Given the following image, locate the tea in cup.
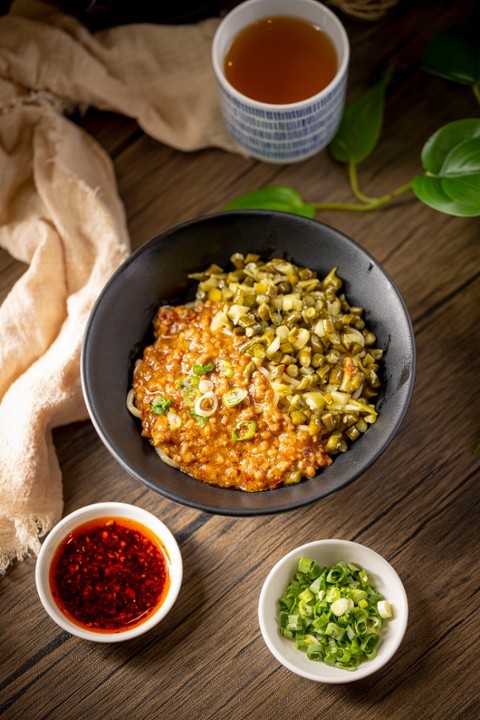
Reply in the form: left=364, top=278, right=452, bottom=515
left=212, top=0, right=350, bottom=163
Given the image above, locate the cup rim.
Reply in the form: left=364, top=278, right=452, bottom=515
left=211, top=0, right=350, bottom=112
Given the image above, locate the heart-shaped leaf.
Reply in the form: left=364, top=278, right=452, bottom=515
left=421, top=15, right=480, bottom=86
left=412, top=175, right=479, bottom=217
left=412, top=119, right=480, bottom=216
left=223, top=186, right=316, bottom=217
left=329, top=67, right=393, bottom=164
left=419, top=118, right=480, bottom=174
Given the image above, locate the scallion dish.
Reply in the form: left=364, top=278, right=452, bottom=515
left=278, top=557, right=393, bottom=669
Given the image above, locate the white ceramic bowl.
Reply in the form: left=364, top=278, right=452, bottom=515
left=258, top=539, right=408, bottom=682
left=35, top=502, right=182, bottom=642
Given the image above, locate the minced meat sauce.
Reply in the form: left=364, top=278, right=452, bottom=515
left=131, top=302, right=331, bottom=492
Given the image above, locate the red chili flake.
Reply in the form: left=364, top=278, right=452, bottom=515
left=49, top=517, right=170, bottom=633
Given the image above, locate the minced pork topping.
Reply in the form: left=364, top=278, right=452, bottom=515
left=130, top=302, right=331, bottom=492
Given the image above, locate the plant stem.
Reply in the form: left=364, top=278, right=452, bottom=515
left=348, top=161, right=378, bottom=203
left=473, top=83, right=480, bottom=106
left=312, top=179, right=414, bottom=213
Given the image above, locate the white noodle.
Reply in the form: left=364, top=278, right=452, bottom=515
left=155, top=447, right=180, bottom=468
left=126, top=388, right=142, bottom=419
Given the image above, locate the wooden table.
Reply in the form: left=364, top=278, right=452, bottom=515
left=1, top=0, right=479, bottom=718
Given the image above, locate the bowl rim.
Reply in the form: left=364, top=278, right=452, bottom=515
left=35, top=502, right=183, bottom=642
left=258, top=538, right=409, bottom=682
left=81, top=210, right=416, bottom=516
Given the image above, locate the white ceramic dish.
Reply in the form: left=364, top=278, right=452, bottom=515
left=258, top=539, right=408, bottom=682
left=35, top=502, right=182, bottom=642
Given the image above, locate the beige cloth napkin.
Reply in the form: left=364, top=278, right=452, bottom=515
left=0, top=0, right=236, bottom=574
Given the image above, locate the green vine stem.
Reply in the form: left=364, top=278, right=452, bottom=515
left=312, top=178, right=414, bottom=213
left=348, top=161, right=378, bottom=203
left=473, top=83, right=480, bottom=105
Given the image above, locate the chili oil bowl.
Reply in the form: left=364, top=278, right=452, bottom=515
left=35, top=502, right=183, bottom=642
left=81, top=211, right=416, bottom=516
left=258, top=539, right=408, bottom=682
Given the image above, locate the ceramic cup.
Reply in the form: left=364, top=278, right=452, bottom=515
left=211, top=0, right=350, bottom=164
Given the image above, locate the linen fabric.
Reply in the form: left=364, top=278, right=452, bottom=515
left=0, top=0, right=235, bottom=573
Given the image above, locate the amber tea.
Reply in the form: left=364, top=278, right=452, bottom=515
left=212, top=0, right=349, bottom=162
left=224, top=15, right=338, bottom=105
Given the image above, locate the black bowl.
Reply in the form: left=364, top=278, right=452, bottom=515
left=81, top=211, right=416, bottom=515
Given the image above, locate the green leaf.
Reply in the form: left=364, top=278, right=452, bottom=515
left=412, top=119, right=480, bottom=216
left=412, top=176, right=479, bottom=217
left=442, top=173, right=480, bottom=210
left=421, top=15, right=480, bottom=86
left=223, top=186, right=315, bottom=218
left=420, top=119, right=480, bottom=174
left=439, top=137, right=480, bottom=177
left=440, top=138, right=480, bottom=208
left=329, top=67, right=393, bottom=164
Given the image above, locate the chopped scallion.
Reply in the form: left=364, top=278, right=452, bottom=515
left=222, top=387, right=248, bottom=407
left=194, top=391, right=218, bottom=417
left=151, top=396, right=173, bottom=415
left=166, top=410, right=182, bottom=429
left=278, top=558, right=393, bottom=670
left=377, top=600, right=393, bottom=619
left=183, top=387, right=200, bottom=408
left=190, top=411, right=209, bottom=427
left=180, top=375, right=199, bottom=389
left=192, top=362, right=215, bottom=376
left=298, top=557, right=321, bottom=576
left=198, top=379, right=214, bottom=394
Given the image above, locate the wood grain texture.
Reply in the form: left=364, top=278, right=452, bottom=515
left=1, top=0, right=479, bottom=718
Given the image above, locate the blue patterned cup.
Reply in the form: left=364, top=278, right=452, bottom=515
left=212, top=0, right=349, bottom=164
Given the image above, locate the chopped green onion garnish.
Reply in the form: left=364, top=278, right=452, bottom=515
left=277, top=558, right=393, bottom=670
left=151, top=396, right=173, bottom=415
left=298, top=557, right=321, bottom=576
left=192, top=362, right=215, bottom=376
left=232, top=420, right=256, bottom=441
left=330, top=597, right=353, bottom=616
left=377, top=600, right=393, bottom=619
left=190, top=410, right=209, bottom=427
left=222, top=387, right=248, bottom=407
left=198, top=379, right=214, bottom=394
left=183, top=387, right=200, bottom=408
left=180, top=375, right=199, bottom=389
left=167, top=410, right=182, bottom=429
left=194, top=391, right=218, bottom=417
